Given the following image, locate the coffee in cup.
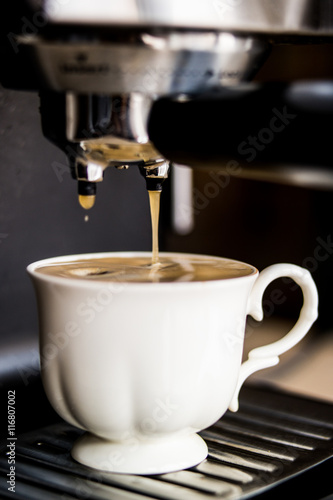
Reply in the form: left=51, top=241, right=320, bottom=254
left=35, top=254, right=255, bottom=283
left=27, top=251, right=318, bottom=475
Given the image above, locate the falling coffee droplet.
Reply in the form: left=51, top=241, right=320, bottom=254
left=78, top=194, right=96, bottom=210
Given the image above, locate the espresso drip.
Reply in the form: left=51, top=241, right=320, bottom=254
left=148, top=190, right=161, bottom=265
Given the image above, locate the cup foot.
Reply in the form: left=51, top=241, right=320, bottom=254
left=71, top=432, right=208, bottom=474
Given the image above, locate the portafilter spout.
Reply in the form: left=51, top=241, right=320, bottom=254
left=35, top=31, right=270, bottom=208
left=64, top=92, right=170, bottom=206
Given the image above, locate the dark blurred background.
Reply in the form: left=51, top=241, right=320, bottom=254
left=161, top=43, right=333, bottom=330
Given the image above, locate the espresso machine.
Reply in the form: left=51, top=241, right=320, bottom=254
left=1, top=1, right=333, bottom=498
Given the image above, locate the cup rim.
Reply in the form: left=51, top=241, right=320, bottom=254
left=26, top=251, right=258, bottom=288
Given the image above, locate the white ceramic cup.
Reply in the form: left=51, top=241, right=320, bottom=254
left=27, top=252, right=318, bottom=475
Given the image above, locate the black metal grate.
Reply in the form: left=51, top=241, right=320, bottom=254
left=1, top=385, right=332, bottom=499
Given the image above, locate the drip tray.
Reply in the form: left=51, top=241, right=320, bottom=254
left=1, top=385, right=332, bottom=499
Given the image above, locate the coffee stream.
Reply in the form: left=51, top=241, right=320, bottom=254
left=148, top=190, right=161, bottom=266
left=36, top=187, right=255, bottom=282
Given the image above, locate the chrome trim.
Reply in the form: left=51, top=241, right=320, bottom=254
left=33, top=0, right=333, bottom=36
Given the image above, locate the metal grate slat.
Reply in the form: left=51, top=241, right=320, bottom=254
left=1, top=385, right=332, bottom=499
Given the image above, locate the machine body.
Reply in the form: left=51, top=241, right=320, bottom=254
left=2, top=0, right=333, bottom=203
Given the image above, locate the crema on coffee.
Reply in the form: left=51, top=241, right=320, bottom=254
left=35, top=255, right=255, bottom=283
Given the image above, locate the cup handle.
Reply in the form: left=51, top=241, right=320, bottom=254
left=229, top=263, right=318, bottom=412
